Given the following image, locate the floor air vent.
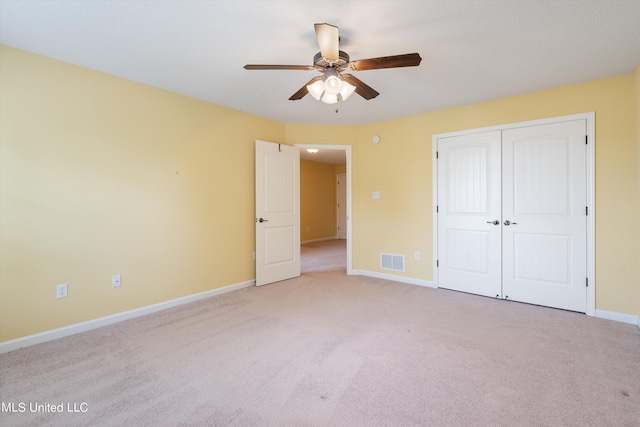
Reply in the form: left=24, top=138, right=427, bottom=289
left=381, top=253, right=405, bottom=272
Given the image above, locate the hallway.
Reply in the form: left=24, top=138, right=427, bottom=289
left=301, top=239, right=346, bottom=273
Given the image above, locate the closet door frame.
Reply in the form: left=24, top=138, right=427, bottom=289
left=432, top=112, right=595, bottom=316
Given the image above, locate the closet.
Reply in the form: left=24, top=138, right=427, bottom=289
left=435, top=116, right=590, bottom=313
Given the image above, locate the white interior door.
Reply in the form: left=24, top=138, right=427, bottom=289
left=502, top=120, right=587, bottom=312
left=255, top=140, right=300, bottom=286
left=437, top=131, right=502, bottom=298
left=336, top=173, right=347, bottom=239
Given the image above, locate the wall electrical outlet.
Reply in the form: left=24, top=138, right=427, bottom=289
left=112, top=274, right=121, bottom=288
left=56, top=284, right=68, bottom=299
left=414, top=251, right=421, bottom=260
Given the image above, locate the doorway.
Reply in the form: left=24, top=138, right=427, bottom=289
left=296, top=144, right=352, bottom=275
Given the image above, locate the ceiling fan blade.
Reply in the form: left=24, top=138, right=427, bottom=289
left=314, top=23, right=339, bottom=61
left=289, top=76, right=323, bottom=100
left=341, top=74, right=379, bottom=100
left=244, top=64, right=316, bottom=71
left=347, top=53, right=422, bottom=71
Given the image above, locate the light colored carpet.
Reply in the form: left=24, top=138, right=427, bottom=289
left=301, top=239, right=346, bottom=273
left=1, top=251, right=639, bottom=426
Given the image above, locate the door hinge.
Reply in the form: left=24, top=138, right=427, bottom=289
left=585, top=135, right=588, bottom=145
left=586, top=206, right=588, bottom=216
left=436, top=205, right=439, bottom=213
left=586, top=277, right=589, bottom=288
left=436, top=260, right=439, bottom=267
left=436, top=151, right=439, bottom=159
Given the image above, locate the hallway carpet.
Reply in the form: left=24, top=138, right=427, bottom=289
left=301, top=239, right=346, bottom=273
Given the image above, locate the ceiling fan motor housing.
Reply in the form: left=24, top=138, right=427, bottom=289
left=313, top=51, right=350, bottom=68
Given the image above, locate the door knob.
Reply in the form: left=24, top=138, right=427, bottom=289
left=504, top=220, right=517, bottom=226
left=258, top=218, right=268, bottom=223
left=486, top=220, right=499, bottom=225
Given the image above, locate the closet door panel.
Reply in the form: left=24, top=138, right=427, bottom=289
left=502, top=120, right=587, bottom=312
left=437, top=131, right=502, bottom=298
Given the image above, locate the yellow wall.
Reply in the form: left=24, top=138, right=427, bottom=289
left=0, top=46, right=285, bottom=341
left=300, top=160, right=337, bottom=241
left=285, top=125, right=359, bottom=150
left=2, top=44, right=639, bottom=343
left=286, top=74, right=640, bottom=317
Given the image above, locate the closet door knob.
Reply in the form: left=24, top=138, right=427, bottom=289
left=486, top=220, right=499, bottom=225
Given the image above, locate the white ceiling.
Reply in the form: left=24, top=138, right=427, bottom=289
left=1, top=1, right=639, bottom=127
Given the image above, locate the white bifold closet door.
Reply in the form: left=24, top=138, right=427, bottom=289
left=437, top=120, right=587, bottom=312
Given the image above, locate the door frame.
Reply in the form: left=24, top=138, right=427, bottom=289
left=295, top=144, right=353, bottom=275
left=432, top=112, right=595, bottom=316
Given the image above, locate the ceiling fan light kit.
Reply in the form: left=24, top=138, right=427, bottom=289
left=307, top=68, right=356, bottom=104
left=244, top=23, right=422, bottom=106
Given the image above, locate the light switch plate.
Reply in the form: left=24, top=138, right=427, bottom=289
left=112, top=274, right=121, bottom=288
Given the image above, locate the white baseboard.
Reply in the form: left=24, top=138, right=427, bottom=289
left=595, top=309, right=639, bottom=325
left=301, top=236, right=339, bottom=245
left=351, top=269, right=436, bottom=288
left=0, top=279, right=255, bottom=354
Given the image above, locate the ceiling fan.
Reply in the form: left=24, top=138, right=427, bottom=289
left=244, top=23, right=422, bottom=104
